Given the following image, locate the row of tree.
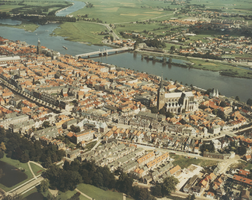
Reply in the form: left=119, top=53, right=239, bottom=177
left=45, top=160, right=155, bottom=200
left=45, top=159, right=179, bottom=200
left=0, top=127, right=65, bottom=167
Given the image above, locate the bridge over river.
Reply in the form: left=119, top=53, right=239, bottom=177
left=75, top=46, right=134, bottom=59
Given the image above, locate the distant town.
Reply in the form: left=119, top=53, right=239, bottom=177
left=0, top=36, right=251, bottom=200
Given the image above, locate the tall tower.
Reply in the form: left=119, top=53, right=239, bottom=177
left=157, top=77, right=166, bottom=110
left=37, top=39, right=41, bottom=54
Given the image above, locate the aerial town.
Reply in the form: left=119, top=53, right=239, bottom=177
left=0, top=34, right=252, bottom=200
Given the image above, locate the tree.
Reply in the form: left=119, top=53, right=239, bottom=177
left=166, top=111, right=174, bottom=118
left=0, top=150, right=4, bottom=158
left=187, top=194, right=196, bottom=200
left=170, top=46, right=175, bottom=51
left=237, top=146, right=246, bottom=156
left=68, top=192, right=80, bottom=200
left=2, top=194, right=23, bottom=200
left=220, top=101, right=226, bottom=107
left=151, top=106, right=158, bottom=114
left=212, top=109, right=218, bottom=115
left=38, top=179, right=49, bottom=193
left=44, top=157, right=52, bottom=168
left=151, top=184, right=162, bottom=197
left=42, top=121, right=50, bottom=128
left=160, top=176, right=178, bottom=197
left=70, top=125, right=80, bottom=133
left=235, top=96, right=240, bottom=101
left=159, top=107, right=166, bottom=115
left=247, top=98, right=252, bottom=106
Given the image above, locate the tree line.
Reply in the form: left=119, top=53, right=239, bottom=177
left=45, top=159, right=155, bottom=200
left=45, top=159, right=178, bottom=200
left=0, top=127, right=65, bottom=167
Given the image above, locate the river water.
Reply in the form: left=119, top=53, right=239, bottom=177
left=0, top=1, right=251, bottom=102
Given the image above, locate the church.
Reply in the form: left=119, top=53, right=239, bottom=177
left=157, top=78, right=198, bottom=113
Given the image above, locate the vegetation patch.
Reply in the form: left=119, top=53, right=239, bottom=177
left=170, top=154, right=219, bottom=169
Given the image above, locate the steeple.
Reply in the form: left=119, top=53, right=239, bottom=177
left=157, top=76, right=165, bottom=110
left=160, top=76, right=163, bottom=88
left=37, top=39, right=41, bottom=54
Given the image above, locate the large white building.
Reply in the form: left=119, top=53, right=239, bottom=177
left=164, top=92, right=198, bottom=113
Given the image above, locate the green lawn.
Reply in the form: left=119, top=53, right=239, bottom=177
left=170, top=154, right=219, bottom=169
left=0, top=5, right=22, bottom=12
left=29, top=162, right=45, bottom=176
left=53, top=22, right=106, bottom=45
left=12, top=20, right=39, bottom=32
left=77, top=183, right=134, bottom=200
left=21, top=188, right=89, bottom=200
left=0, top=154, right=33, bottom=192
left=57, top=190, right=90, bottom=200
left=85, top=141, right=97, bottom=151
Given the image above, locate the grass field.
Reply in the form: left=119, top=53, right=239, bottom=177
left=57, top=190, right=90, bottom=200
left=0, top=5, right=22, bottom=12
left=0, top=20, right=39, bottom=32
left=85, top=141, right=97, bottom=151
left=72, top=0, right=177, bottom=24
left=0, top=154, right=33, bottom=192
left=170, top=154, right=219, bottom=169
left=53, top=22, right=106, bottom=45
left=77, top=183, right=134, bottom=200
left=189, top=0, right=252, bottom=15
left=21, top=188, right=90, bottom=200
left=29, top=162, right=45, bottom=176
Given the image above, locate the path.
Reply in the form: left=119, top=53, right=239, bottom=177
left=29, top=160, right=43, bottom=168
left=75, top=188, right=92, bottom=200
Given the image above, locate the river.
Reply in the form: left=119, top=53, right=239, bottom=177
left=0, top=1, right=251, bottom=102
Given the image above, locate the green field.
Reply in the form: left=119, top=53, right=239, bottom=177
left=0, top=0, right=70, bottom=14
left=0, top=20, right=39, bottom=32
left=170, top=154, right=219, bottom=169
left=53, top=22, right=106, bottom=45
left=21, top=188, right=90, bottom=200
left=30, top=162, right=45, bottom=176
left=72, top=0, right=177, bottom=24
left=77, top=183, right=134, bottom=200
left=0, top=154, right=33, bottom=192
left=189, top=0, right=252, bottom=15
left=57, top=190, right=90, bottom=200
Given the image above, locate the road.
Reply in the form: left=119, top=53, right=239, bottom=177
left=102, top=23, right=120, bottom=40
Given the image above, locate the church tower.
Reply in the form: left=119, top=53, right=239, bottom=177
left=37, top=39, right=41, bottom=54
left=157, top=77, right=166, bottom=110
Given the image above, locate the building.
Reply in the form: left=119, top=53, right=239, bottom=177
left=203, top=151, right=230, bottom=159
left=72, top=130, right=94, bottom=144
left=37, top=39, right=41, bottom=54
left=157, top=77, right=166, bottom=110
left=165, top=92, right=198, bottom=113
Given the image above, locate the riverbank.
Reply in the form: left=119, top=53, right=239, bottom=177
left=0, top=19, right=39, bottom=32
left=135, top=50, right=252, bottom=79
left=52, top=21, right=105, bottom=45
